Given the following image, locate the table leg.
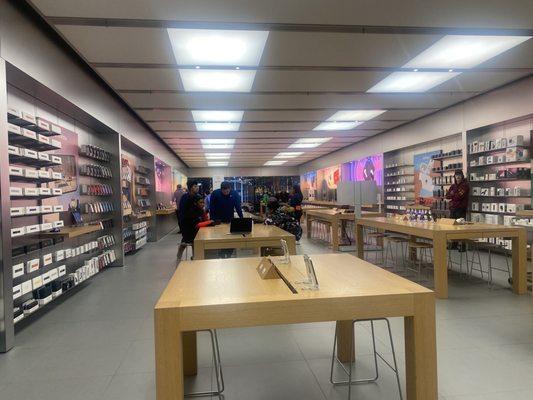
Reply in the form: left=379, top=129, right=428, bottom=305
left=193, top=240, right=204, bottom=260
left=306, top=216, right=312, bottom=239
left=183, top=332, right=198, bottom=376
left=155, top=309, right=185, bottom=400
left=432, top=234, right=448, bottom=299
left=336, top=320, right=355, bottom=363
left=356, top=223, right=364, bottom=259
left=512, top=230, right=527, bottom=294
left=331, top=219, right=339, bottom=251
left=404, top=293, right=438, bottom=400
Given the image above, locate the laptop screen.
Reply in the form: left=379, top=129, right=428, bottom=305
left=230, top=218, right=253, bottom=234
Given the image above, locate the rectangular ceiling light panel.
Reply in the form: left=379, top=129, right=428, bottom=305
left=207, top=161, right=229, bottom=167
left=205, top=153, right=231, bottom=159
left=264, top=160, right=287, bottom=166
left=404, top=35, right=531, bottom=69
left=289, top=137, right=332, bottom=148
left=167, top=29, right=269, bottom=66
left=367, top=71, right=459, bottom=93
left=195, top=122, right=241, bottom=131
left=274, top=152, right=304, bottom=159
left=192, top=110, right=244, bottom=122
left=314, top=121, right=363, bottom=131
left=179, top=69, right=256, bottom=92
left=201, top=138, right=235, bottom=149
left=327, top=110, right=387, bottom=121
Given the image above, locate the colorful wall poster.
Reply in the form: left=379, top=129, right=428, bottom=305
left=316, top=165, right=340, bottom=201
left=414, top=150, right=440, bottom=205
left=341, top=154, right=383, bottom=186
left=300, top=171, right=317, bottom=199
left=155, top=158, right=171, bottom=193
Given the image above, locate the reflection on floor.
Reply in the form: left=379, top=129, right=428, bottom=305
left=1, top=228, right=533, bottom=400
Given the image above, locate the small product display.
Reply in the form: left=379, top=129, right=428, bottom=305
left=79, top=164, right=113, bottom=179
left=79, top=144, right=112, bottom=162
left=79, top=183, right=113, bottom=196
left=81, top=201, right=116, bottom=214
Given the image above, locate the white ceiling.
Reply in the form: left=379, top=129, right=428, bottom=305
left=27, top=0, right=533, bottom=168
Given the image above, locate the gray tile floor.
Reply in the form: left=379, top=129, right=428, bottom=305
left=2, top=229, right=533, bottom=400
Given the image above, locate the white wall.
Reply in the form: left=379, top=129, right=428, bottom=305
left=189, top=166, right=300, bottom=178
left=0, top=0, right=187, bottom=172
left=299, top=76, right=533, bottom=173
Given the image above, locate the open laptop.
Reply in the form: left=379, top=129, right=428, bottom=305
left=229, top=218, right=253, bottom=234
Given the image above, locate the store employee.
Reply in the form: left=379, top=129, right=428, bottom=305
left=209, top=181, right=243, bottom=222
left=446, top=169, right=470, bottom=219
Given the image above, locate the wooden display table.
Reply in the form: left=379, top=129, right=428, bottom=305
left=193, top=223, right=296, bottom=260
left=155, top=254, right=437, bottom=400
left=306, top=209, right=383, bottom=251
left=355, top=217, right=527, bottom=299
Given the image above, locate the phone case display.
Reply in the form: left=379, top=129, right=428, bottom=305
left=80, top=201, right=116, bottom=214
left=79, top=184, right=113, bottom=196
left=467, top=126, right=531, bottom=228
left=430, top=149, right=463, bottom=207
left=79, top=164, right=113, bottom=179
left=79, top=144, right=112, bottom=163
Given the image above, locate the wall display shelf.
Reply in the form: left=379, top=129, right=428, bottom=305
left=0, top=65, right=124, bottom=352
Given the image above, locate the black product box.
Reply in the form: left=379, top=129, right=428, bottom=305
left=33, top=285, right=52, bottom=299
left=61, top=276, right=75, bottom=292
left=40, top=239, right=54, bottom=249
left=51, top=280, right=63, bottom=292
left=25, top=242, right=41, bottom=254
left=13, top=307, right=23, bottom=320
left=53, top=236, right=65, bottom=245
left=12, top=245, right=26, bottom=258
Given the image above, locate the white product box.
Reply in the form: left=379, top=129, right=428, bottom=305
left=11, top=227, right=26, bottom=237
left=12, top=262, right=25, bottom=279
left=49, top=268, right=59, bottom=281
left=21, top=280, right=33, bottom=295
left=13, top=284, right=22, bottom=300
left=490, top=203, right=498, bottom=212
left=472, top=187, right=480, bottom=196
left=58, top=265, right=66, bottom=276
left=40, top=223, right=53, bottom=231
left=37, top=134, right=50, bottom=144
left=22, top=148, right=38, bottom=159
left=25, top=168, right=39, bottom=178
left=10, top=187, right=23, bottom=196
left=38, top=152, right=50, bottom=161
left=53, top=221, right=64, bottom=228
left=50, top=124, right=61, bottom=135
left=486, top=156, right=494, bottom=164
left=481, top=203, right=491, bottom=212
left=22, top=128, right=37, bottom=140
left=10, top=207, right=25, bottom=217
left=41, top=205, right=53, bottom=213
left=52, top=188, right=62, bottom=195
left=38, top=170, right=51, bottom=179
left=8, top=123, right=22, bottom=135
left=38, top=295, right=53, bottom=307
left=497, top=155, right=505, bottom=163
left=53, top=205, right=64, bottom=212
left=42, top=253, right=53, bottom=266
left=498, top=203, right=506, bottom=213
left=52, top=288, right=62, bottom=299
left=39, top=187, right=51, bottom=196
left=507, top=204, right=517, bottom=213
left=26, top=224, right=40, bottom=234
left=36, top=119, right=50, bottom=131
left=32, top=275, right=43, bottom=289
left=51, top=155, right=62, bottom=164
left=52, top=172, right=62, bottom=179
left=65, top=248, right=72, bottom=258
left=508, top=135, right=524, bottom=146
left=55, top=250, right=65, bottom=262
left=7, top=107, right=20, bottom=118
left=24, top=187, right=39, bottom=196
left=9, top=166, right=24, bottom=176
left=51, top=139, right=61, bottom=149
left=26, top=206, right=40, bottom=215
left=503, top=216, right=514, bottom=226
left=471, top=202, right=479, bottom=211
left=514, top=187, right=522, bottom=196
left=21, top=112, right=36, bottom=124
left=8, top=145, right=19, bottom=155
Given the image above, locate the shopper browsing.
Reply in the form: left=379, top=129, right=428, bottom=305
left=178, top=180, right=200, bottom=228
left=173, top=184, right=185, bottom=228
left=446, top=169, right=470, bottom=220
left=289, top=184, right=303, bottom=223
left=177, top=194, right=216, bottom=261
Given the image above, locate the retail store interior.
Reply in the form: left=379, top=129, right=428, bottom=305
left=1, top=1, right=533, bottom=400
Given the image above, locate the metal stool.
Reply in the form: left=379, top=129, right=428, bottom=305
left=447, top=240, right=472, bottom=277
left=185, top=329, right=224, bottom=397
left=469, top=241, right=511, bottom=287
left=384, top=236, right=409, bottom=272
left=365, top=232, right=386, bottom=265
left=330, top=318, right=403, bottom=400
left=407, top=241, right=433, bottom=281
left=177, top=242, right=193, bottom=264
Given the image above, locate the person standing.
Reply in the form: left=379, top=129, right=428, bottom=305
left=289, top=184, right=304, bottom=224
left=178, top=180, right=200, bottom=228
left=173, top=184, right=185, bottom=222
left=204, top=189, right=212, bottom=216
left=209, top=181, right=243, bottom=222
left=446, top=169, right=470, bottom=220
left=177, top=194, right=215, bottom=261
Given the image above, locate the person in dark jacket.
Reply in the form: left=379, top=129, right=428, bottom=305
left=178, top=180, right=199, bottom=227
left=446, top=169, right=470, bottom=219
left=289, top=184, right=304, bottom=223
left=209, top=181, right=243, bottom=223
left=177, top=194, right=214, bottom=261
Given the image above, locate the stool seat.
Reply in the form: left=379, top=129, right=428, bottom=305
left=387, top=236, right=409, bottom=243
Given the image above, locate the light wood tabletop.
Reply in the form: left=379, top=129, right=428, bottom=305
left=355, top=217, right=528, bottom=299
left=306, top=209, right=383, bottom=251
left=193, top=223, right=296, bottom=260
left=155, top=253, right=437, bottom=400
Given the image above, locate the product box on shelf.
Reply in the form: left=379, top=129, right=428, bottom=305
left=12, top=262, right=25, bottom=279
left=52, top=172, right=62, bottom=180
left=8, top=123, right=22, bottom=135
left=26, top=206, right=40, bottom=215
left=39, top=188, right=51, bottom=196
left=11, top=227, right=26, bottom=237
left=49, top=268, right=59, bottom=281
left=13, top=284, right=22, bottom=300
left=55, top=250, right=65, bottom=262
left=22, top=128, right=37, bottom=140
left=38, top=170, right=51, bottom=179
left=50, top=155, right=62, bottom=165
left=24, top=187, right=39, bottom=196
left=22, top=299, right=39, bottom=315
left=52, top=188, right=62, bottom=195
left=51, top=139, right=61, bottom=149
left=41, top=205, right=53, bottom=213
left=51, top=280, right=62, bottom=298
left=26, top=224, right=40, bottom=234
left=25, top=168, right=39, bottom=178
left=22, top=148, right=38, bottom=159
left=10, top=187, right=23, bottom=196
left=13, top=308, right=24, bottom=323
left=8, top=145, right=19, bottom=155
left=42, top=253, right=53, bottom=267
left=38, top=152, right=50, bottom=161
left=37, top=134, right=50, bottom=144
left=40, top=223, right=52, bottom=231
left=53, top=221, right=64, bottom=229
left=508, top=135, right=524, bottom=147
left=21, top=280, right=32, bottom=295
left=9, top=166, right=24, bottom=176
left=53, top=205, right=64, bottom=212
left=26, top=258, right=40, bottom=273
left=58, top=265, right=66, bottom=276
left=10, top=207, right=25, bottom=217
left=34, top=286, right=53, bottom=306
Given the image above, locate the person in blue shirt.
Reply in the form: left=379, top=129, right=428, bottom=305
left=209, top=181, right=243, bottom=222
